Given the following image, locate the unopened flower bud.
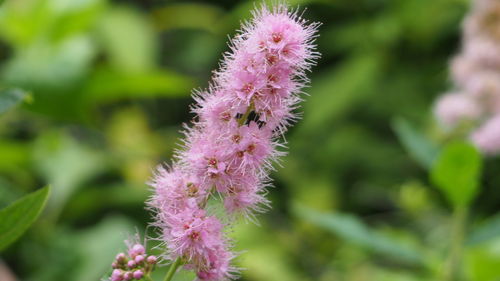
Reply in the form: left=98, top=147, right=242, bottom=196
left=146, top=255, right=157, bottom=264
left=111, top=269, right=123, bottom=281
left=115, top=253, right=126, bottom=263
left=127, top=260, right=136, bottom=269
left=129, top=244, right=145, bottom=258
left=124, top=271, right=133, bottom=281
left=134, top=254, right=144, bottom=264
left=133, top=270, right=144, bottom=280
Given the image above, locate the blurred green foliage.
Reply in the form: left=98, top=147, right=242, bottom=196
left=0, top=0, right=499, bottom=281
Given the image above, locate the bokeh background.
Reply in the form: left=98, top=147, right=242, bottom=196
left=1, top=0, right=499, bottom=280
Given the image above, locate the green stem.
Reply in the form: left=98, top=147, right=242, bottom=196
left=163, top=258, right=182, bottom=281
left=144, top=275, right=154, bottom=281
left=442, top=206, right=467, bottom=281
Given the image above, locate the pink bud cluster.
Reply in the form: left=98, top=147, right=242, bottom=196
left=110, top=242, right=157, bottom=281
left=148, top=4, right=318, bottom=281
left=434, top=0, right=500, bottom=154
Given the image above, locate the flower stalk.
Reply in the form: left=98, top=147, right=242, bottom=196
left=163, top=258, right=182, bottom=281
left=442, top=206, right=467, bottom=281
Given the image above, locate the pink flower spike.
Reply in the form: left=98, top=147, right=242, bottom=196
left=146, top=3, right=319, bottom=279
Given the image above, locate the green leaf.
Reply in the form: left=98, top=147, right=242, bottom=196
left=392, top=117, right=439, bottom=169
left=0, top=178, right=20, bottom=209
left=293, top=204, right=423, bottom=264
left=431, top=142, right=482, bottom=207
left=467, top=214, right=500, bottom=246
left=0, top=88, right=29, bottom=114
left=0, top=186, right=50, bottom=251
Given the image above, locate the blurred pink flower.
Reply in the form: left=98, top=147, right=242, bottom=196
left=471, top=115, right=500, bottom=154
left=434, top=92, right=481, bottom=128
left=435, top=0, right=500, bottom=155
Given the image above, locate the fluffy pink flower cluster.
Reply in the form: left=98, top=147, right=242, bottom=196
left=148, top=5, right=318, bottom=281
left=434, top=0, right=500, bottom=154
